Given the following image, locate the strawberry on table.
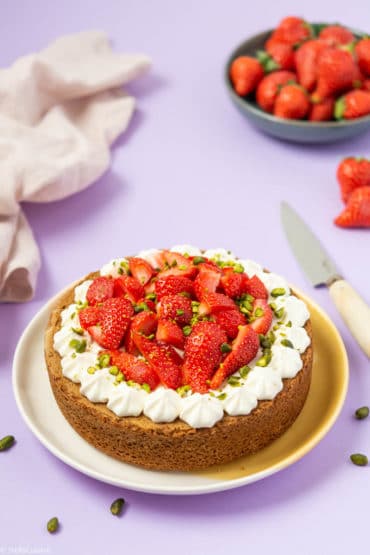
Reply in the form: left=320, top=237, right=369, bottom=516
left=334, top=187, right=370, bottom=228
left=337, top=157, right=370, bottom=203
left=128, top=257, right=154, bottom=286
left=157, top=294, right=192, bottom=325
left=79, top=306, right=102, bottom=330
left=156, top=319, right=185, bottom=349
left=356, top=38, right=370, bottom=77
left=114, top=275, right=144, bottom=303
left=309, top=97, right=335, bottom=121
left=274, top=83, right=310, bottom=119
left=214, top=309, right=246, bottom=339
left=182, top=322, right=227, bottom=393
left=198, top=292, right=236, bottom=316
left=335, top=90, right=370, bottom=120
left=155, top=275, right=194, bottom=300
left=108, top=351, right=160, bottom=390
left=193, top=262, right=221, bottom=300
left=249, top=299, right=273, bottom=335
left=319, top=25, right=354, bottom=46
left=86, top=276, right=114, bottom=306
left=210, top=325, right=259, bottom=390
left=256, top=71, right=297, bottom=113
left=220, top=267, right=248, bottom=298
left=229, top=56, right=264, bottom=96
left=88, top=298, right=134, bottom=349
left=133, top=333, right=182, bottom=389
left=243, top=275, right=268, bottom=300
left=312, top=48, right=357, bottom=101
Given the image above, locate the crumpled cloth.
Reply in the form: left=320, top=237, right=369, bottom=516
left=0, top=31, right=150, bottom=302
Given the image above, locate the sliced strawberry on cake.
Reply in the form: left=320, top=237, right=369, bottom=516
left=193, top=262, right=221, bottom=300
left=158, top=250, right=197, bottom=279
left=133, top=333, right=182, bottom=389
left=156, top=318, right=185, bottom=349
left=243, top=275, right=268, bottom=300
left=108, top=350, right=159, bottom=390
left=198, top=292, right=236, bottom=316
left=157, top=294, right=192, bottom=325
left=79, top=306, right=102, bottom=330
left=210, top=325, right=259, bottom=389
left=249, top=299, right=273, bottom=335
left=183, top=321, right=227, bottom=393
left=129, top=257, right=154, bottom=285
left=214, top=308, right=246, bottom=339
left=87, top=297, right=134, bottom=349
left=113, top=275, right=144, bottom=303
left=86, top=276, right=115, bottom=306
left=220, top=267, right=248, bottom=298
left=155, top=275, right=195, bottom=300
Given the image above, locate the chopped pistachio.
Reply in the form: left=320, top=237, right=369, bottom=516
left=87, top=366, right=96, bottom=374
left=271, top=288, right=286, bottom=297
left=217, top=393, right=227, bottom=400
left=286, top=320, right=292, bottom=327
left=274, top=307, right=285, bottom=320
left=281, top=338, right=294, bottom=348
left=183, top=326, right=192, bottom=336
left=239, top=365, right=251, bottom=379
left=134, top=302, right=149, bottom=313
left=256, top=351, right=272, bottom=367
left=177, top=385, right=191, bottom=397
left=98, top=353, right=111, bottom=368
left=176, top=309, right=185, bottom=316
left=178, top=265, right=187, bottom=270
left=221, top=342, right=232, bottom=354
left=141, top=383, right=151, bottom=393
left=69, top=339, right=86, bottom=353
left=110, top=498, right=125, bottom=516
left=145, top=292, right=157, bottom=301
left=350, top=453, right=368, bottom=466
left=193, top=256, right=206, bottom=265
left=117, top=267, right=124, bottom=275
left=114, top=373, right=124, bottom=384
left=109, top=366, right=119, bottom=376
left=259, top=334, right=272, bottom=349
left=71, top=327, right=84, bottom=335
left=254, top=307, right=264, bottom=318
left=355, top=406, right=369, bottom=420
left=228, top=375, right=241, bottom=387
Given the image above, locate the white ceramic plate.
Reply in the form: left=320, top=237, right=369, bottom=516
left=12, top=284, right=348, bottom=495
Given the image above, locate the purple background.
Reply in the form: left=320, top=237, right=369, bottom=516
left=1, top=1, right=370, bottom=553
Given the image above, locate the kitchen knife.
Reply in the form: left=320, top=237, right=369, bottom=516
left=281, top=201, right=370, bottom=358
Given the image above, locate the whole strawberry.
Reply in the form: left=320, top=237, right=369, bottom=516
left=295, top=39, right=331, bottom=92
left=230, top=56, right=264, bottom=96
left=312, top=48, right=357, bottom=101
left=319, top=25, right=354, bottom=46
left=263, top=38, right=295, bottom=70
left=88, top=297, right=134, bottom=349
left=337, top=157, right=370, bottom=203
left=334, top=187, right=370, bottom=228
left=309, top=97, right=335, bottom=121
left=335, top=90, right=370, bottom=119
left=274, top=83, right=310, bottom=119
left=256, top=70, right=296, bottom=113
left=273, top=16, right=312, bottom=45
left=355, top=38, right=370, bottom=77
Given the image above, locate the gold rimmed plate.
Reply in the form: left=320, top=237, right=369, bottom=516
left=13, top=284, right=348, bottom=494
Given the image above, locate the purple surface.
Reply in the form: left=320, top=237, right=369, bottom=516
left=1, top=1, right=370, bottom=553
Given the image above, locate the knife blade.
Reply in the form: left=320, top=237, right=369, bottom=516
left=281, top=201, right=370, bottom=358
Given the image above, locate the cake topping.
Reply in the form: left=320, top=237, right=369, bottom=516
left=54, top=246, right=311, bottom=428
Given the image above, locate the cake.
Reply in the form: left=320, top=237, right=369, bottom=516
left=44, top=246, right=313, bottom=471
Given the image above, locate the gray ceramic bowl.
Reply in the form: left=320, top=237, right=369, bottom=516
left=225, top=28, right=370, bottom=143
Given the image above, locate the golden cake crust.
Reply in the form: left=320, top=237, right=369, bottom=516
left=44, top=273, right=313, bottom=472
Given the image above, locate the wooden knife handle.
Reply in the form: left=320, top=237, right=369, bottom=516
left=329, top=279, right=370, bottom=358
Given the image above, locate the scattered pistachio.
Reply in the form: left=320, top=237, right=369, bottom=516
left=177, top=385, right=191, bottom=397
left=0, top=435, right=15, bottom=451
left=254, top=307, right=264, bottom=318
left=193, top=256, right=206, bottom=265
left=274, top=307, right=285, bottom=320
left=355, top=406, right=369, bottom=420
left=176, top=309, right=185, bottom=316
left=221, top=343, right=232, bottom=354
left=239, top=365, right=251, bottom=379
left=281, top=338, right=294, bottom=348
left=115, top=373, right=124, bottom=384
left=71, top=327, right=84, bottom=335
left=228, top=376, right=241, bottom=387
left=256, top=351, right=272, bottom=367
left=145, top=292, right=157, bottom=301
left=271, top=288, right=286, bottom=297
left=69, top=339, right=86, bottom=353
left=217, top=393, right=227, bottom=400
left=147, top=333, right=155, bottom=340
left=178, top=265, right=187, bottom=270
left=87, top=367, right=96, bottom=375
left=350, top=453, right=368, bottom=466
left=134, top=302, right=149, bottom=313
left=141, top=383, right=151, bottom=393
left=98, top=353, right=111, bottom=368
left=183, top=325, right=192, bottom=336
left=259, top=334, right=272, bottom=349
left=286, top=321, right=292, bottom=327
left=117, top=267, right=124, bottom=275
left=110, top=498, right=125, bottom=516
left=109, top=366, right=119, bottom=376
left=47, top=517, right=59, bottom=534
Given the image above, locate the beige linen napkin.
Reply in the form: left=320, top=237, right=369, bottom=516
left=0, top=31, right=150, bottom=302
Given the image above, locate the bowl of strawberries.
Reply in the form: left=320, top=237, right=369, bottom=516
left=225, top=16, right=370, bottom=143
